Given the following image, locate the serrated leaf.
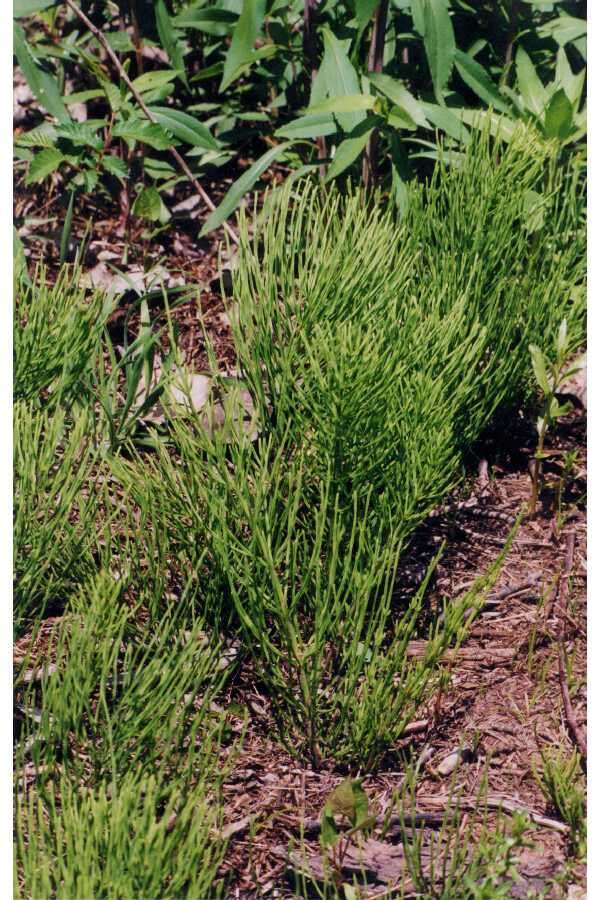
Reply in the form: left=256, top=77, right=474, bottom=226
left=102, top=155, right=129, bottom=179
left=14, top=123, right=58, bottom=148
left=369, top=73, right=429, bottom=128
left=148, top=106, right=220, bottom=150
left=454, top=49, right=511, bottom=114
left=422, top=0, right=455, bottom=103
left=544, top=89, right=573, bottom=141
left=220, top=0, right=266, bottom=92
left=13, top=22, right=69, bottom=123
left=529, top=344, right=551, bottom=394
left=133, top=186, right=170, bottom=223
left=103, top=31, right=134, bottom=53
left=200, top=142, right=293, bottom=236
left=326, top=124, right=374, bottom=181
left=25, top=147, right=64, bottom=184
left=516, top=47, right=547, bottom=118
left=99, top=76, right=122, bottom=113
left=76, top=169, right=99, bottom=192
left=114, top=120, right=175, bottom=150
left=55, top=122, right=103, bottom=150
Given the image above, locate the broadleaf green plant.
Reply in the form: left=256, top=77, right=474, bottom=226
left=13, top=1, right=586, bottom=236
left=528, top=319, right=585, bottom=515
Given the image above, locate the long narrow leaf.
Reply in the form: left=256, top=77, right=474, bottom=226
left=14, top=23, right=69, bottom=123
left=318, top=26, right=365, bottom=132
left=200, top=142, right=293, bottom=237
left=219, top=0, right=266, bottom=92
left=154, top=0, right=188, bottom=87
left=421, top=102, right=471, bottom=143
left=353, top=0, right=380, bottom=42
left=59, top=190, right=76, bottom=266
left=307, top=94, right=375, bottom=115
left=276, top=113, right=337, bottom=140
left=369, top=73, right=429, bottom=127
left=326, top=124, right=375, bottom=181
left=148, top=106, right=220, bottom=149
left=422, top=0, right=455, bottom=103
left=516, top=47, right=548, bottom=118
left=454, top=50, right=511, bottom=114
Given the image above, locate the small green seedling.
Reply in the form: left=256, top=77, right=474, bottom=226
left=528, top=320, right=584, bottom=516
left=320, top=779, right=375, bottom=888
left=97, top=297, right=172, bottom=451
left=533, top=748, right=586, bottom=858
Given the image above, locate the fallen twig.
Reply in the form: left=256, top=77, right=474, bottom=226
left=556, top=532, right=587, bottom=768
left=298, top=794, right=569, bottom=837
left=484, top=577, right=542, bottom=606
left=400, top=718, right=429, bottom=737
left=63, top=0, right=239, bottom=245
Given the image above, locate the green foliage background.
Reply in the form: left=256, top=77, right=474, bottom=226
left=14, top=0, right=586, bottom=233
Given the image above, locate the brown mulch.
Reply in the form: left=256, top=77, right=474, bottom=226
left=13, top=400, right=587, bottom=895
left=15, top=172, right=239, bottom=372
left=14, top=169, right=587, bottom=897
left=212, top=411, right=586, bottom=897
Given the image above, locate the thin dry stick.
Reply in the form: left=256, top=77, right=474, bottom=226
left=64, top=0, right=239, bottom=244
left=300, top=795, right=569, bottom=836
left=556, top=531, right=587, bottom=767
